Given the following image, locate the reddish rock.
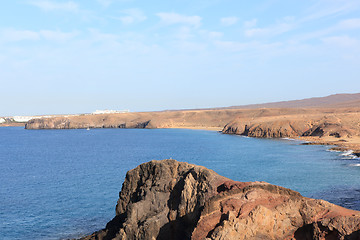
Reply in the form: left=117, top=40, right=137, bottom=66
left=80, top=160, right=360, bottom=240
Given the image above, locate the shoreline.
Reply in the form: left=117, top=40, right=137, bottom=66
left=298, top=136, right=360, bottom=157
left=165, top=126, right=223, bottom=131
left=4, top=125, right=360, bottom=239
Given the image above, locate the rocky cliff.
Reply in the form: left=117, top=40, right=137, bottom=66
left=81, top=160, right=360, bottom=240
left=222, top=113, right=360, bottom=139
left=24, top=110, right=238, bottom=130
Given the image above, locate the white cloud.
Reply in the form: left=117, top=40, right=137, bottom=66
left=301, top=0, right=360, bottom=23
left=243, top=19, right=257, bottom=28
left=40, top=30, right=78, bottom=41
left=175, top=27, right=193, bottom=40
left=337, top=18, right=360, bottom=29
left=291, top=18, right=360, bottom=44
left=88, top=29, right=119, bottom=43
left=28, top=0, right=78, bottom=12
left=96, top=0, right=132, bottom=7
left=220, top=17, right=239, bottom=26
left=114, top=9, right=147, bottom=25
left=0, top=29, right=78, bottom=42
left=156, top=12, right=202, bottom=28
left=199, top=30, right=223, bottom=39
left=208, top=31, right=223, bottom=39
left=322, top=35, right=359, bottom=47
left=1, top=29, right=39, bottom=42
left=245, top=23, right=293, bottom=38
left=96, top=0, right=112, bottom=7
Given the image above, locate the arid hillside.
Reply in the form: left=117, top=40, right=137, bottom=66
left=223, top=93, right=360, bottom=109
left=24, top=93, right=360, bottom=153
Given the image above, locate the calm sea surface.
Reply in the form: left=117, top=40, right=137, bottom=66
left=1, top=127, right=360, bottom=240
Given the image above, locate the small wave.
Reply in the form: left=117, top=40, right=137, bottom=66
left=349, top=163, right=360, bottom=167
left=343, top=156, right=358, bottom=160
left=326, top=149, right=358, bottom=160
left=341, top=150, right=354, bottom=156
left=281, top=137, right=297, bottom=141
left=340, top=150, right=358, bottom=159
left=326, top=149, right=342, bottom=153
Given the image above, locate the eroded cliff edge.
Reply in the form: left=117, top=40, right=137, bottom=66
left=24, top=108, right=360, bottom=154
left=80, top=159, right=360, bottom=240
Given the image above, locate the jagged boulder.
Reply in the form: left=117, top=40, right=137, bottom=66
left=81, top=160, right=360, bottom=240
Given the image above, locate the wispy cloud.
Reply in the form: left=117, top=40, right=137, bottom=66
left=39, top=30, right=79, bottom=41
left=337, top=18, right=360, bottom=30
left=0, top=29, right=78, bottom=42
left=0, top=29, right=39, bottom=42
left=243, top=19, right=257, bottom=28
left=96, top=0, right=132, bottom=8
left=96, top=0, right=112, bottom=7
left=220, top=17, right=238, bottom=26
left=113, top=8, right=147, bottom=25
left=289, top=17, right=360, bottom=44
left=245, top=22, right=293, bottom=38
left=322, top=35, right=359, bottom=48
left=156, top=12, right=202, bottom=28
left=28, top=0, right=78, bottom=12
left=302, top=0, right=360, bottom=22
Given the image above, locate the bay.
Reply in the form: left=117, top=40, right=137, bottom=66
left=1, top=127, right=360, bottom=240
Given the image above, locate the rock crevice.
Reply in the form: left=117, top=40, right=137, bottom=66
left=81, top=159, right=360, bottom=240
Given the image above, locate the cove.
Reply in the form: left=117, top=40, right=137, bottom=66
left=0, top=127, right=359, bottom=240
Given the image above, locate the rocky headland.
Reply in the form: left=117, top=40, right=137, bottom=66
left=25, top=107, right=360, bottom=155
left=80, top=159, right=360, bottom=240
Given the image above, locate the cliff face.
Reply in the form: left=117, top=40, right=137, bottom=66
left=222, top=114, right=360, bottom=139
left=25, top=116, right=152, bottom=129
left=81, top=160, right=360, bottom=240
left=24, top=110, right=239, bottom=130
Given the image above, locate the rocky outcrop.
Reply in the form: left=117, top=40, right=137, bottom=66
left=222, top=114, right=360, bottom=139
left=222, top=119, right=307, bottom=138
left=81, top=160, right=360, bottom=240
left=25, top=117, right=153, bottom=130
left=302, top=122, right=355, bottom=138
left=24, top=110, right=237, bottom=130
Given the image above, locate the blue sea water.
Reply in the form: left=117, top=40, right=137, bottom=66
left=1, top=127, right=360, bottom=240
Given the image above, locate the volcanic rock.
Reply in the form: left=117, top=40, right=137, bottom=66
left=81, top=159, right=360, bottom=240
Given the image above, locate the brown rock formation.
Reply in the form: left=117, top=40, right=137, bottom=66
left=24, top=107, right=360, bottom=154
left=24, top=110, right=239, bottom=130
left=222, top=111, right=360, bottom=139
left=81, top=159, right=360, bottom=240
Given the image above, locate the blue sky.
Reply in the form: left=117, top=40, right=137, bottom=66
left=1, top=0, right=360, bottom=116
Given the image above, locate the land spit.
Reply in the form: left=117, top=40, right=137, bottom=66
left=25, top=107, right=360, bottom=155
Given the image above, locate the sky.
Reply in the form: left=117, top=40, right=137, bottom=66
left=1, top=0, right=360, bottom=116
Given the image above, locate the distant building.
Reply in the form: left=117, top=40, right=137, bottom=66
left=0, top=118, right=5, bottom=124
left=10, top=115, right=53, bottom=123
left=92, top=110, right=129, bottom=115
left=12, top=116, right=35, bottom=122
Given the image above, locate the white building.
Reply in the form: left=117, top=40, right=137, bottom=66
left=12, top=116, right=38, bottom=122
left=92, top=110, right=129, bottom=115
left=11, top=115, right=53, bottom=123
left=0, top=118, right=5, bottom=124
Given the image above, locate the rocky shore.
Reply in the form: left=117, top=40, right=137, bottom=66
left=80, top=159, right=360, bottom=240
left=25, top=107, right=360, bottom=155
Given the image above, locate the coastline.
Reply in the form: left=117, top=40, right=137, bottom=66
left=298, top=135, right=360, bottom=157
left=165, top=126, right=223, bottom=131
left=3, top=125, right=360, bottom=239
left=0, top=123, right=25, bottom=127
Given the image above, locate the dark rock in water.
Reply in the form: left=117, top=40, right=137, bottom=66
left=80, top=159, right=360, bottom=240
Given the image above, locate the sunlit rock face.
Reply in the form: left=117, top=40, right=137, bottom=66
left=81, top=159, right=360, bottom=240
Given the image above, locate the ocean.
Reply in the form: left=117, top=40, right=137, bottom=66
left=1, top=127, right=360, bottom=240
